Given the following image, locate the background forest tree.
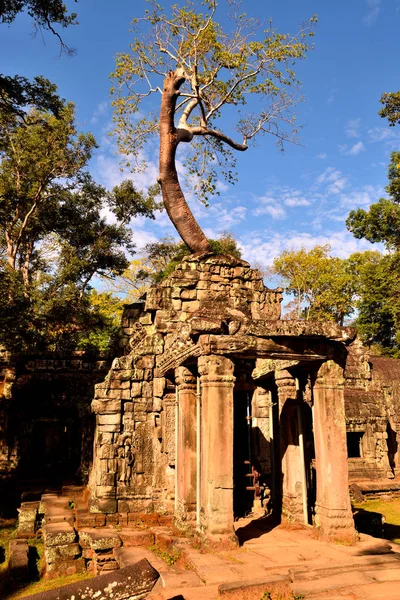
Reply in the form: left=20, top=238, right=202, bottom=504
left=0, top=98, right=160, bottom=351
left=345, top=89, right=400, bottom=357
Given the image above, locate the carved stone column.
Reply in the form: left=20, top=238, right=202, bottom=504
left=275, top=369, right=304, bottom=523
left=312, top=360, right=357, bottom=543
left=198, top=355, right=236, bottom=541
left=175, top=366, right=197, bottom=524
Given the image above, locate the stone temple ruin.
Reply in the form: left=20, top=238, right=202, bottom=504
left=2, top=252, right=400, bottom=589
left=88, top=252, right=359, bottom=543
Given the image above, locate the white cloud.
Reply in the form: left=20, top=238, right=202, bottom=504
left=238, top=229, right=379, bottom=269
left=315, top=167, right=347, bottom=194
left=368, top=127, right=400, bottom=143
left=284, top=196, right=311, bottom=207
left=206, top=204, right=247, bottom=228
left=363, top=0, right=381, bottom=26
left=253, top=198, right=286, bottom=219
left=339, top=141, right=366, bottom=156
left=348, top=141, right=366, bottom=156
left=94, top=152, right=158, bottom=192
left=91, top=101, right=109, bottom=124
left=345, top=118, right=361, bottom=138
left=339, top=184, right=382, bottom=208
left=316, top=153, right=327, bottom=160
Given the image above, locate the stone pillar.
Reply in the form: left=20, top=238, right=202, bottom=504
left=275, top=369, right=304, bottom=523
left=198, top=355, right=236, bottom=542
left=312, top=360, right=357, bottom=543
left=175, top=366, right=197, bottom=524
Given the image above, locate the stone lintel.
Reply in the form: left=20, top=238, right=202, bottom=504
left=252, top=359, right=300, bottom=380
left=247, top=320, right=356, bottom=343
left=200, top=335, right=328, bottom=362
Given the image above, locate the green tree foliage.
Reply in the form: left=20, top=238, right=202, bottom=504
left=346, top=91, right=400, bottom=355
left=346, top=151, right=400, bottom=250
left=111, top=0, right=316, bottom=252
left=141, top=233, right=242, bottom=283
left=379, top=91, right=400, bottom=127
left=347, top=90, right=400, bottom=250
left=1, top=1, right=77, bottom=122
left=0, top=0, right=77, bottom=52
left=0, top=101, right=159, bottom=351
left=347, top=251, right=400, bottom=356
left=272, top=245, right=355, bottom=325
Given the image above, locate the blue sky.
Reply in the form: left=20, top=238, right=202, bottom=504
left=2, top=0, right=400, bottom=268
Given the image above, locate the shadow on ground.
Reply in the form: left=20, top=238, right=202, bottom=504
left=235, top=513, right=279, bottom=545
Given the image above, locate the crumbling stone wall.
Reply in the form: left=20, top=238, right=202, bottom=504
left=344, top=341, right=400, bottom=481
left=0, top=352, right=110, bottom=485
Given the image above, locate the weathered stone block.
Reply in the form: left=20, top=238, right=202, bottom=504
left=142, top=381, right=153, bottom=398
left=45, top=543, right=81, bottom=563
left=79, top=529, right=122, bottom=551
left=109, top=379, right=130, bottom=389
left=153, top=377, right=165, bottom=397
left=182, top=300, right=200, bottom=312
left=9, top=539, right=29, bottom=581
left=47, top=557, right=85, bottom=577
left=119, top=529, right=155, bottom=547
left=98, top=414, right=121, bottom=426
left=42, top=523, right=77, bottom=547
left=99, top=473, right=116, bottom=486
left=172, top=299, right=182, bottom=311
left=113, top=369, right=135, bottom=381
left=92, top=399, right=121, bottom=415
left=95, top=485, right=116, bottom=499
left=131, top=382, right=142, bottom=397
left=180, top=289, right=197, bottom=300
left=153, top=397, right=162, bottom=412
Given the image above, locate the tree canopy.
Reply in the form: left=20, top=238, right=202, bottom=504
left=111, top=0, right=316, bottom=252
left=271, top=244, right=400, bottom=356
left=1, top=0, right=77, bottom=124
left=379, top=91, right=400, bottom=127
left=271, top=245, right=355, bottom=325
left=0, top=100, right=160, bottom=351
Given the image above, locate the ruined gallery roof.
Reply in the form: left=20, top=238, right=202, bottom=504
left=370, top=356, right=400, bottom=381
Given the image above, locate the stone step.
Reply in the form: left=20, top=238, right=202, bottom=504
left=114, top=544, right=203, bottom=589
left=118, top=527, right=155, bottom=547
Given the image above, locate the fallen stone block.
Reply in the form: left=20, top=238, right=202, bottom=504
left=17, top=501, right=39, bottom=536
left=46, top=557, right=85, bottom=578
left=22, top=558, right=159, bottom=600
left=9, top=539, right=29, bottom=581
left=44, top=542, right=81, bottom=562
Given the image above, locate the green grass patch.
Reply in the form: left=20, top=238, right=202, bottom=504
left=149, top=543, right=181, bottom=566
left=353, top=497, right=400, bottom=544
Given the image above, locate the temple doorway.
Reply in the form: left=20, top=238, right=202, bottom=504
left=233, top=387, right=254, bottom=519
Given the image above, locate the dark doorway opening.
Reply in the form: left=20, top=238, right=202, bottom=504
left=387, top=421, right=398, bottom=475
left=302, top=402, right=316, bottom=524
left=347, top=432, right=364, bottom=458
left=233, top=388, right=255, bottom=519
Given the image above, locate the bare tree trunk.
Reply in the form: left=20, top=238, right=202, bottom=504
left=5, top=231, right=16, bottom=271
left=21, top=241, right=34, bottom=288
left=159, top=70, right=211, bottom=254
